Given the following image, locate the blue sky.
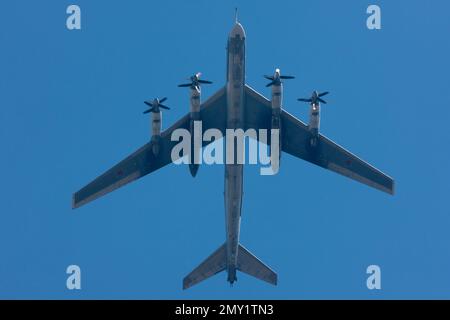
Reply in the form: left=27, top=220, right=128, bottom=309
left=1, top=0, right=450, bottom=299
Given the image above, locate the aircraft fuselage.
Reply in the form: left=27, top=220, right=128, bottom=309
left=224, top=23, right=246, bottom=284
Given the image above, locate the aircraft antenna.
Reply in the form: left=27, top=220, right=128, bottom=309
left=235, top=8, right=238, bottom=23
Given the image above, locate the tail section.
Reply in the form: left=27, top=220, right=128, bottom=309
left=182, top=243, right=277, bottom=289
left=237, top=244, right=277, bottom=286
left=183, top=244, right=226, bottom=290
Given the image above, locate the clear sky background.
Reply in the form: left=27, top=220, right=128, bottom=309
left=1, top=0, right=450, bottom=299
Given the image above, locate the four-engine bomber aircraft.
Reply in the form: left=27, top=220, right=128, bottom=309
left=72, top=20, right=394, bottom=289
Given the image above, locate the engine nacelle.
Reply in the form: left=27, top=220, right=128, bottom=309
left=271, top=82, right=282, bottom=112
left=308, top=103, right=320, bottom=146
left=270, top=78, right=282, bottom=165
left=190, top=87, right=201, bottom=115
left=189, top=87, right=201, bottom=177
left=298, top=90, right=328, bottom=147
left=151, top=111, right=162, bottom=156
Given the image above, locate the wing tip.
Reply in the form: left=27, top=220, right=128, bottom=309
left=390, top=179, right=396, bottom=195
left=270, top=273, right=278, bottom=286
left=72, top=193, right=82, bottom=209
left=383, top=178, right=395, bottom=196
left=182, top=277, right=191, bottom=290
left=377, top=181, right=395, bottom=196
left=72, top=194, right=77, bottom=209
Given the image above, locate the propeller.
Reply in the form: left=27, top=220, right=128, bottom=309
left=264, top=69, right=295, bottom=87
left=143, top=97, right=170, bottom=114
left=297, top=91, right=329, bottom=105
left=178, top=72, right=213, bottom=90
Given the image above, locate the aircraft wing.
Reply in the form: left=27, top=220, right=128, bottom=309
left=244, top=84, right=394, bottom=195
left=72, top=87, right=227, bottom=209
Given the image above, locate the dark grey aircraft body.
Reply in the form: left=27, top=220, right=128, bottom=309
left=73, top=21, right=394, bottom=289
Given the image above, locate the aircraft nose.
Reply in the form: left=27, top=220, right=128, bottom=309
left=229, top=22, right=246, bottom=38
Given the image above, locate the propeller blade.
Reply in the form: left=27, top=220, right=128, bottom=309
left=159, top=104, right=170, bottom=110
left=159, top=97, right=168, bottom=103
left=297, top=98, right=312, bottom=102
left=264, top=75, right=274, bottom=80
left=317, top=98, right=327, bottom=104
left=178, top=83, right=192, bottom=87
left=266, top=81, right=276, bottom=87
left=280, top=75, right=295, bottom=79
left=144, top=101, right=153, bottom=107
left=318, top=91, right=329, bottom=97
left=198, top=79, right=213, bottom=84
left=143, top=108, right=152, bottom=114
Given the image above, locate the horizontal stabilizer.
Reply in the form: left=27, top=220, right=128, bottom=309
left=237, top=244, right=277, bottom=285
left=183, top=244, right=226, bottom=290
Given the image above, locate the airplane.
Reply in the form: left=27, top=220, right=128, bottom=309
left=72, top=17, right=395, bottom=290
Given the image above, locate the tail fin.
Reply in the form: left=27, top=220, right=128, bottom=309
left=237, top=244, right=277, bottom=286
left=183, top=244, right=226, bottom=290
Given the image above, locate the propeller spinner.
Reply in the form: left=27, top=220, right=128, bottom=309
left=178, top=72, right=213, bottom=90
left=298, top=91, right=329, bottom=105
left=143, top=97, right=170, bottom=114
